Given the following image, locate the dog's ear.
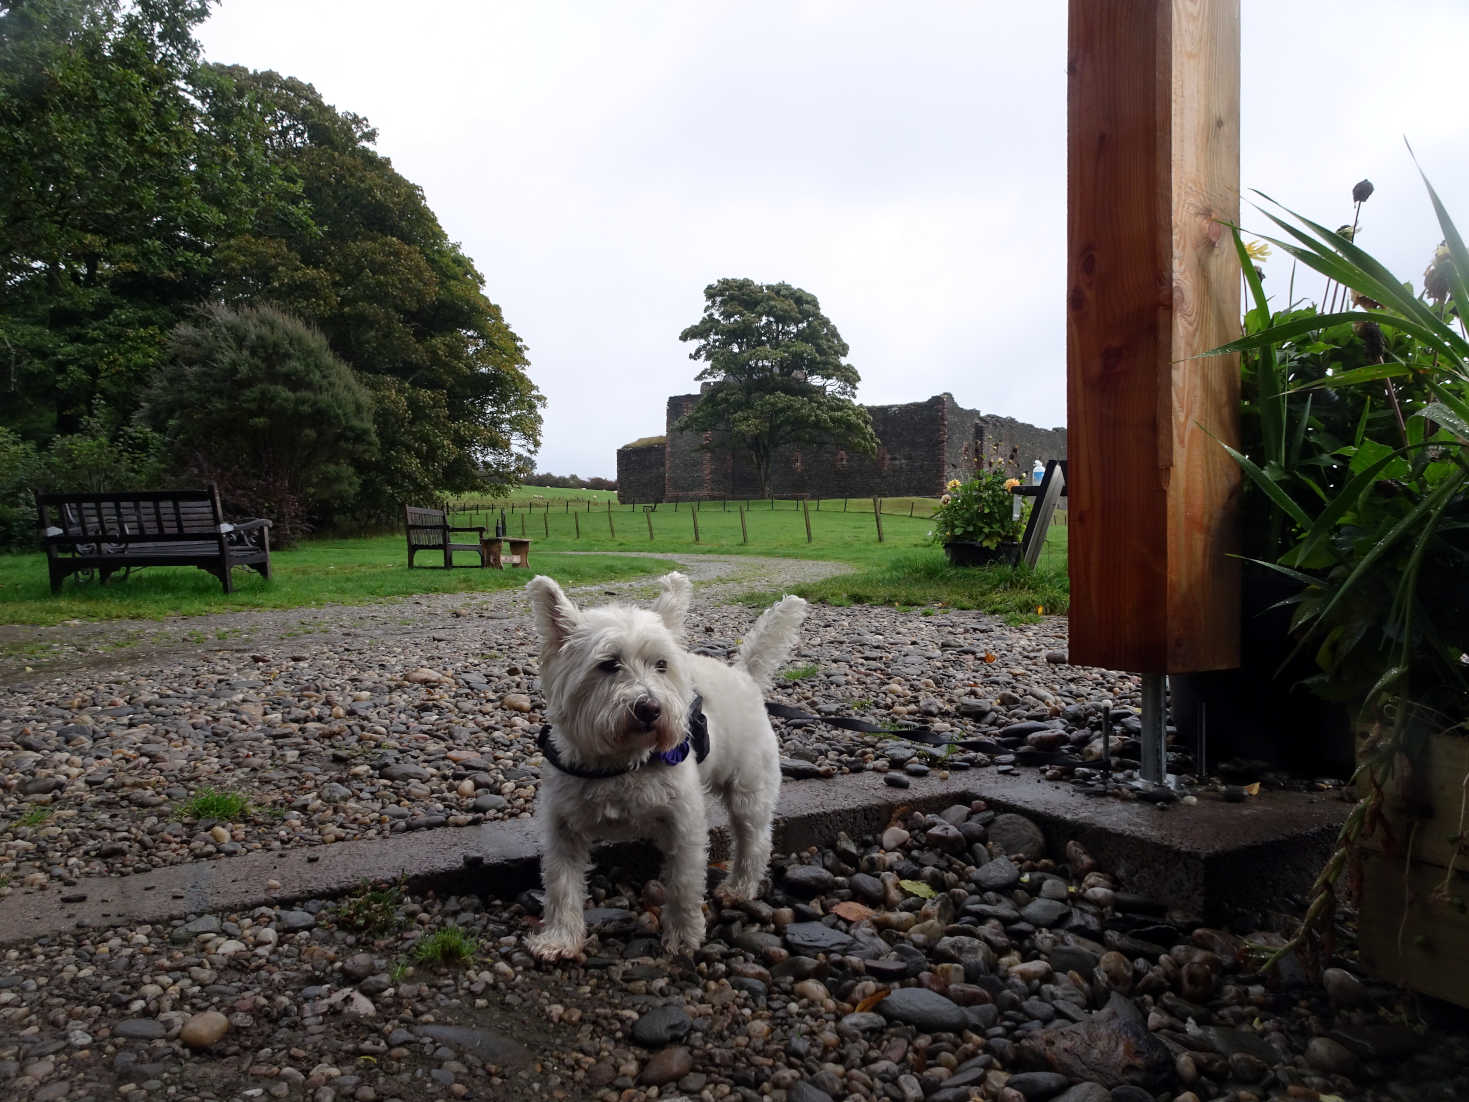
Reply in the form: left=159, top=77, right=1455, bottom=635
left=526, top=575, right=579, bottom=653
left=650, top=571, right=692, bottom=635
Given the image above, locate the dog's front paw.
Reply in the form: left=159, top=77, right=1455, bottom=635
left=661, top=913, right=706, bottom=956
left=527, top=928, right=586, bottom=962
left=714, top=877, right=760, bottom=906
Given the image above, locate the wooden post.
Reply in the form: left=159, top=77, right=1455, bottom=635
left=607, top=501, right=615, bottom=539
left=802, top=499, right=812, bottom=543
left=646, top=509, right=654, bottom=541
left=872, top=498, right=884, bottom=543
left=739, top=504, right=748, bottom=545
left=1066, top=0, right=1241, bottom=673
left=543, top=504, right=549, bottom=538
left=574, top=512, right=580, bottom=539
left=691, top=506, right=700, bottom=543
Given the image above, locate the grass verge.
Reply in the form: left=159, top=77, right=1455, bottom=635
left=0, top=541, right=676, bottom=626
left=173, top=787, right=251, bottom=822
left=756, top=549, right=1070, bottom=624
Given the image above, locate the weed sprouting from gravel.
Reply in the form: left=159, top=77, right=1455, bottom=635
left=409, top=925, right=478, bottom=966
left=331, top=878, right=407, bottom=937
left=173, top=787, right=250, bottom=821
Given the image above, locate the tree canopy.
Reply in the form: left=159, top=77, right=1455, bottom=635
left=677, top=278, right=877, bottom=497
left=0, top=0, right=542, bottom=533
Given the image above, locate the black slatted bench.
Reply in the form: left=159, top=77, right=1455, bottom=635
left=404, top=505, right=489, bottom=568
left=35, top=485, right=272, bottom=594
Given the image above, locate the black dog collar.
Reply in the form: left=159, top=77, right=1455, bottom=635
left=537, top=694, right=709, bottom=779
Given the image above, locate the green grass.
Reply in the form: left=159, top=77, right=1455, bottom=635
left=447, top=494, right=1030, bottom=569
left=0, top=484, right=1067, bottom=625
left=8, top=806, right=52, bottom=831
left=409, top=925, right=478, bottom=966
left=0, top=537, right=675, bottom=626
left=173, top=786, right=250, bottom=822
left=331, top=878, right=407, bottom=937
left=768, top=547, right=1070, bottom=624
left=782, top=663, right=823, bottom=681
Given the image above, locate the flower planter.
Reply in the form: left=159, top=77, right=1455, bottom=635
left=942, top=540, right=1018, bottom=567
left=1356, top=726, right=1469, bottom=1008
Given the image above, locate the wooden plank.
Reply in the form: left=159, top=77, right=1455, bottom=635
left=1066, top=0, right=1241, bottom=673
left=1359, top=850, right=1469, bottom=1009
left=1359, top=730, right=1469, bottom=873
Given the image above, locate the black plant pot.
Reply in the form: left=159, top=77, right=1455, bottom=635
left=1169, top=570, right=1353, bottom=777
left=943, top=540, right=1019, bottom=567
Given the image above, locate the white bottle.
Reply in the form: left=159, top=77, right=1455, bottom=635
left=1032, top=459, right=1045, bottom=486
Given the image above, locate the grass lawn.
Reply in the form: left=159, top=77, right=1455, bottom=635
left=0, top=488, right=1068, bottom=625
left=0, top=537, right=677, bottom=626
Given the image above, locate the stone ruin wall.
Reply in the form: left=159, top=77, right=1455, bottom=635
left=615, top=442, right=667, bottom=505
left=616, top=392, right=1066, bottom=503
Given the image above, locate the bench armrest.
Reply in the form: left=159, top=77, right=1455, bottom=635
left=230, top=518, right=272, bottom=532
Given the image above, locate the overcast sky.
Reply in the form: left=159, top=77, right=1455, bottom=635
left=197, top=1, right=1469, bottom=479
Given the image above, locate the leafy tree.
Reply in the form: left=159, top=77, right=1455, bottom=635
left=0, top=0, right=266, bottom=439
left=140, top=303, right=376, bottom=543
left=677, top=278, right=877, bottom=497
left=200, top=68, right=543, bottom=518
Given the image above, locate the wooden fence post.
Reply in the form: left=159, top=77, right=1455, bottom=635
left=543, top=504, right=549, bottom=538
left=739, top=505, right=748, bottom=545
left=872, top=498, right=884, bottom=543
left=574, top=512, right=580, bottom=539
left=802, top=499, right=812, bottom=543
left=691, top=507, right=700, bottom=543
left=607, top=500, right=615, bottom=539
left=646, top=509, right=654, bottom=541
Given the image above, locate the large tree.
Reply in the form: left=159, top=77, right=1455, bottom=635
left=200, top=67, right=543, bottom=519
left=0, top=4, right=541, bottom=525
left=677, top=278, right=877, bottom=497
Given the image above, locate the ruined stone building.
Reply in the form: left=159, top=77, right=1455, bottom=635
left=616, top=392, right=1066, bottom=504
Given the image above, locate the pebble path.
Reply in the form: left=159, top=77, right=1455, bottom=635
left=1, top=554, right=1465, bottom=1101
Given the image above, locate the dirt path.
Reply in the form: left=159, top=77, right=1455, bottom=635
left=0, top=553, right=851, bottom=685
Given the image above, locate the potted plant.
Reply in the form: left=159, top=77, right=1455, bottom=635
left=929, top=470, right=1023, bottom=566
left=1209, top=160, right=1469, bottom=1003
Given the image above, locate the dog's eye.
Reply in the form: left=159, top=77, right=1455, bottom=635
left=654, top=659, right=668, bottom=673
left=597, top=658, right=621, bottom=673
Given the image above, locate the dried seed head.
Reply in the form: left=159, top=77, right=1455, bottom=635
left=1353, top=179, right=1375, bottom=204
left=1354, top=321, right=1385, bottom=362
left=1336, top=225, right=1357, bottom=242
left=1425, top=242, right=1455, bottom=303
left=1351, top=291, right=1383, bottom=310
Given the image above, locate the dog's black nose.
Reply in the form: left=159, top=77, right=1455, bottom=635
left=632, top=698, right=661, bottom=727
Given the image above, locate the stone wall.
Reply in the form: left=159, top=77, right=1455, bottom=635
left=618, top=391, right=1066, bottom=503
left=615, top=441, right=667, bottom=504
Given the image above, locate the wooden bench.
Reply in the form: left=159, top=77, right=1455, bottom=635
left=35, top=486, right=272, bottom=594
left=404, top=505, right=488, bottom=568
left=483, top=536, right=532, bottom=569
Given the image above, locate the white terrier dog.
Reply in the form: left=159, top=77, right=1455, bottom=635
left=524, top=571, right=807, bottom=960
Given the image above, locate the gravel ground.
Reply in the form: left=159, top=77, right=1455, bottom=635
left=2, top=554, right=1467, bottom=1102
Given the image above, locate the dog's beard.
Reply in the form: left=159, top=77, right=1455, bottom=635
left=541, top=649, right=692, bottom=762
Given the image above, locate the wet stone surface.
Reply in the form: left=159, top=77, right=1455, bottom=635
left=0, top=554, right=1463, bottom=1100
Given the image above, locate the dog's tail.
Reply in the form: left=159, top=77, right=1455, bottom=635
left=735, top=595, right=809, bottom=692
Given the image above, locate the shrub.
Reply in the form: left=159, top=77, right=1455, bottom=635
left=0, top=428, right=43, bottom=551
left=141, top=304, right=377, bottom=544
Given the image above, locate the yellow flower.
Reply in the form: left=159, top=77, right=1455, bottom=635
left=1243, top=239, right=1272, bottom=261
left=1003, top=478, right=1021, bottom=491
left=946, top=479, right=962, bottom=491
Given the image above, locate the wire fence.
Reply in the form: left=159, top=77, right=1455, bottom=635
left=443, top=494, right=1065, bottom=555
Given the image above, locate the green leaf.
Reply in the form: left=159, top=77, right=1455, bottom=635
left=1218, top=441, right=1312, bottom=530
left=898, top=879, right=936, bottom=899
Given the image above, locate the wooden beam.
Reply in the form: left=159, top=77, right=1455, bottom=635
left=1066, top=0, right=1242, bottom=673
